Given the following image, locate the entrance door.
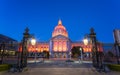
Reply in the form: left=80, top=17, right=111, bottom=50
left=63, top=53, right=67, bottom=58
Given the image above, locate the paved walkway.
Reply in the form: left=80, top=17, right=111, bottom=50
left=2, top=68, right=120, bottom=75
left=28, top=61, right=92, bottom=68
left=1, top=60, right=120, bottom=75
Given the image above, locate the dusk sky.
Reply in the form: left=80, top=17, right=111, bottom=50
left=0, top=0, right=120, bottom=43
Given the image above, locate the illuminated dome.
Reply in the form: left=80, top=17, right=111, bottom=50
left=52, top=19, right=68, bottom=37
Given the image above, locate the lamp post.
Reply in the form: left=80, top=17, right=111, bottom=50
left=34, top=47, right=38, bottom=63
left=83, top=28, right=100, bottom=68
left=20, top=27, right=30, bottom=69
left=79, top=47, right=83, bottom=62
left=31, top=37, right=37, bottom=63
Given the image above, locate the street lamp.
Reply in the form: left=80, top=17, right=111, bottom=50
left=79, top=47, right=83, bottom=62
left=31, top=37, right=37, bottom=63
left=31, top=38, right=36, bottom=46
left=83, top=36, right=88, bottom=46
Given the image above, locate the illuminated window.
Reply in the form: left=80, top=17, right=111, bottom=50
left=53, top=41, right=58, bottom=51
left=63, top=41, right=67, bottom=51
left=59, top=41, right=63, bottom=51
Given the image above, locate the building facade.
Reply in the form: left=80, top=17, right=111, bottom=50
left=0, top=34, right=18, bottom=56
left=28, top=20, right=103, bottom=58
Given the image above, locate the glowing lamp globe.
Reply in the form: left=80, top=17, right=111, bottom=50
left=83, top=38, right=88, bottom=45
left=31, top=38, right=36, bottom=45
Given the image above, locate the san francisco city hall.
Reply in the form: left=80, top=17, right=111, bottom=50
left=27, top=20, right=103, bottom=58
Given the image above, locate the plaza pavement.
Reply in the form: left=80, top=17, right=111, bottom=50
left=1, top=60, right=120, bottom=75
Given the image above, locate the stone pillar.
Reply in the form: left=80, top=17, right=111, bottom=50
left=67, top=41, right=69, bottom=58
left=49, top=40, right=53, bottom=58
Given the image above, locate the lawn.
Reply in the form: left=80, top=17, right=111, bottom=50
left=0, top=64, right=11, bottom=72
left=107, top=64, right=120, bottom=71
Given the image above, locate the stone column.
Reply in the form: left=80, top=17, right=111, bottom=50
left=49, top=40, right=53, bottom=58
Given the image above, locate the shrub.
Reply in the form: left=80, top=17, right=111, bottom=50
left=107, top=64, right=120, bottom=71
left=0, top=64, right=11, bottom=72
left=66, top=59, right=74, bottom=62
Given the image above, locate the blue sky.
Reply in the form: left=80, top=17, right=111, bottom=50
left=0, top=0, right=120, bottom=43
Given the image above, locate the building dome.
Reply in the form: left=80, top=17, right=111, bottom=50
left=52, top=20, right=68, bottom=37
